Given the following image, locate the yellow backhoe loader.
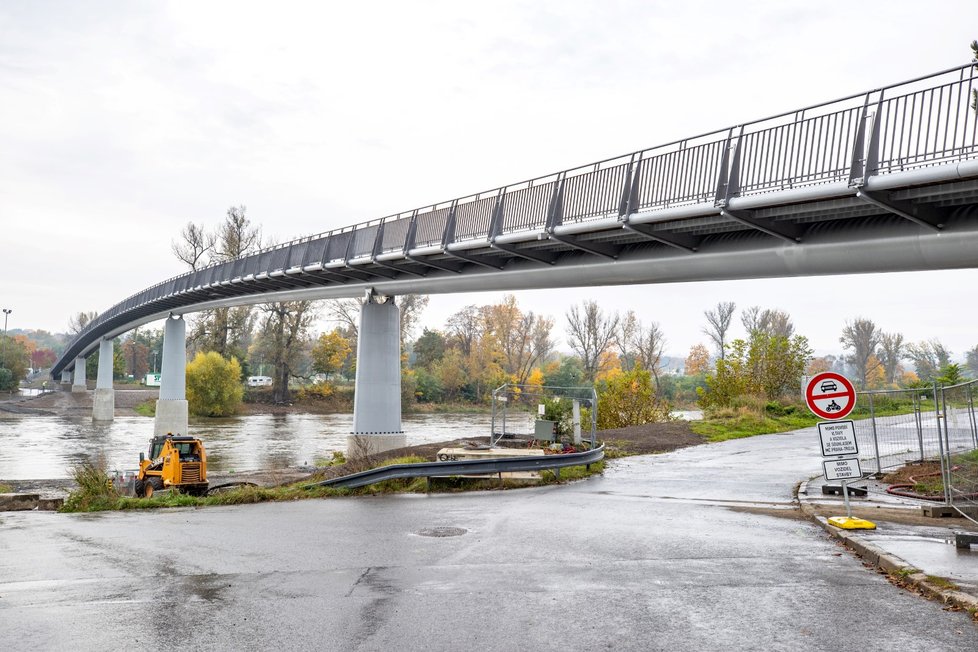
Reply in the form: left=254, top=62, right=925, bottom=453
left=136, top=434, right=209, bottom=498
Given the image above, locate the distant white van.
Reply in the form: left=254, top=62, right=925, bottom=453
left=247, top=376, right=273, bottom=387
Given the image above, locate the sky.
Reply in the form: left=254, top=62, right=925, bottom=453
left=1, top=1, right=977, bottom=359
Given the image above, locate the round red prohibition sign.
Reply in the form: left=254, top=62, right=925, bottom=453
left=805, top=372, right=856, bottom=419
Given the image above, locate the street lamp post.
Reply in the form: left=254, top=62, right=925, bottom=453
left=1, top=308, right=11, bottom=370
left=152, top=351, right=158, bottom=374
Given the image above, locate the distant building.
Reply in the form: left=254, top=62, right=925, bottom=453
left=246, top=376, right=273, bottom=387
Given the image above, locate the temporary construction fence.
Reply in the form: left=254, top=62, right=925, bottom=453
left=854, top=380, right=978, bottom=520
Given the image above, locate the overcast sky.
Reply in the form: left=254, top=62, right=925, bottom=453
left=1, top=1, right=977, bottom=359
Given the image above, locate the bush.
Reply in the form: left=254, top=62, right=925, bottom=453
left=297, top=382, right=335, bottom=401
left=61, top=458, right=119, bottom=512
left=596, top=364, right=669, bottom=430
left=186, top=352, right=244, bottom=417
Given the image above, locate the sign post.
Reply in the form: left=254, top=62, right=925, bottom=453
left=805, top=373, right=875, bottom=530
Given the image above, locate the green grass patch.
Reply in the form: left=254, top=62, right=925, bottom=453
left=0, top=483, right=11, bottom=493
left=691, top=409, right=819, bottom=442
left=133, top=400, right=156, bottom=417
left=925, top=575, right=959, bottom=591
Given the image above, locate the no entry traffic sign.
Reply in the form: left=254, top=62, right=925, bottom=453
left=805, top=372, right=856, bottom=420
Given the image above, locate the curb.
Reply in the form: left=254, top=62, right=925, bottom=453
left=797, top=478, right=978, bottom=617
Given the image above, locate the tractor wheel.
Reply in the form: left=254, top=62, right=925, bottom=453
left=134, top=479, right=145, bottom=498
left=144, top=477, right=164, bottom=498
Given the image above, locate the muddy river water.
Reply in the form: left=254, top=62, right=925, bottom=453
left=0, top=412, right=537, bottom=480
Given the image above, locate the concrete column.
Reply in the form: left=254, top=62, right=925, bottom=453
left=350, top=294, right=405, bottom=456
left=154, top=315, right=188, bottom=436
left=60, top=369, right=71, bottom=387
left=71, top=356, right=87, bottom=393
left=93, top=338, right=115, bottom=422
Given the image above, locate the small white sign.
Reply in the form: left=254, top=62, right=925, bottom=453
left=818, top=420, right=858, bottom=457
left=538, top=404, right=546, bottom=416
left=823, top=458, right=862, bottom=482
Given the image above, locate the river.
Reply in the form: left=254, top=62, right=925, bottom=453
left=0, top=412, right=536, bottom=480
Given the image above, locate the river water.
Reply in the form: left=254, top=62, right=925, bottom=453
left=0, top=412, right=536, bottom=480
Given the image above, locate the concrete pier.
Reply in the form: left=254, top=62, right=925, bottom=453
left=92, top=338, right=114, bottom=422
left=349, top=294, right=405, bottom=456
left=154, top=314, right=189, bottom=436
left=71, top=356, right=86, bottom=393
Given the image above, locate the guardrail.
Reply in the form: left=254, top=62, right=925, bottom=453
left=305, top=444, right=605, bottom=490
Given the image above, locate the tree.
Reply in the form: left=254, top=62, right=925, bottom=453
left=877, top=332, right=906, bottom=385
left=699, top=332, right=811, bottom=407
left=937, top=362, right=965, bottom=386
left=171, top=222, right=214, bottom=271
left=966, top=344, right=978, bottom=378
left=685, top=344, right=711, bottom=376
left=445, top=305, right=482, bottom=357
left=906, top=339, right=951, bottom=380
left=68, top=311, right=99, bottom=336
left=397, top=294, right=429, bottom=347
left=616, top=311, right=639, bottom=371
left=565, top=300, right=619, bottom=383
left=186, top=352, right=243, bottom=417
left=482, top=295, right=553, bottom=385
left=703, top=301, right=736, bottom=360
left=542, top=356, right=584, bottom=388
left=840, top=318, right=881, bottom=386
left=255, top=301, right=318, bottom=403
left=413, top=328, right=446, bottom=370
left=0, top=334, right=28, bottom=390
left=596, top=363, right=669, bottom=429
left=311, top=330, right=352, bottom=377
left=633, top=320, right=666, bottom=390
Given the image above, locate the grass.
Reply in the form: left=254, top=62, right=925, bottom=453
left=925, top=575, right=960, bottom=591
left=691, top=407, right=819, bottom=442
left=0, top=483, right=11, bottom=494
left=133, top=400, right=156, bottom=417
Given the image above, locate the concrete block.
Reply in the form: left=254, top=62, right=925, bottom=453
left=346, top=433, right=407, bottom=458
left=435, top=447, right=544, bottom=480
left=37, top=497, right=64, bottom=511
left=93, top=387, right=115, bottom=422
left=0, top=493, right=40, bottom=511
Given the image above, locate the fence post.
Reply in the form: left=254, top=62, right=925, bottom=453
left=914, top=390, right=925, bottom=462
left=934, top=381, right=952, bottom=506
left=968, top=382, right=978, bottom=449
left=868, top=393, right=882, bottom=476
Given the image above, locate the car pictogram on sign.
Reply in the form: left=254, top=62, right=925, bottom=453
left=805, top=372, right=856, bottom=420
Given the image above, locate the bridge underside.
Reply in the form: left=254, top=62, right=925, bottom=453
left=52, top=165, right=978, bottom=371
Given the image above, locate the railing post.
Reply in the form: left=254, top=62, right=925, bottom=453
left=714, top=127, right=742, bottom=206
left=441, top=201, right=459, bottom=249
left=848, top=95, right=883, bottom=187
left=617, top=154, right=642, bottom=219
left=545, top=173, right=566, bottom=232
left=487, top=189, right=506, bottom=241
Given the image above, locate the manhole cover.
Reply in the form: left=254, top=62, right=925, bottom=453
left=416, top=526, right=467, bottom=538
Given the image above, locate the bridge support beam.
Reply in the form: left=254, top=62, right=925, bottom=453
left=154, top=315, right=189, bottom=437
left=349, top=293, right=405, bottom=457
left=60, top=369, right=71, bottom=388
left=92, top=338, right=115, bottom=422
left=71, top=356, right=87, bottom=393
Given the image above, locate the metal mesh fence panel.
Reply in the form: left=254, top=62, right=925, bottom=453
left=939, top=380, right=978, bottom=518
left=852, top=389, right=935, bottom=475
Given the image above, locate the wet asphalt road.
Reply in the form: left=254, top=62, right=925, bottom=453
left=3, top=430, right=977, bottom=651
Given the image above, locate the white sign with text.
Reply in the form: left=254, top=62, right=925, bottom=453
left=817, top=420, right=858, bottom=457
left=823, top=458, right=862, bottom=482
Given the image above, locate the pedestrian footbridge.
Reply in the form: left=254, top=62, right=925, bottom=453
left=51, top=63, right=978, bottom=450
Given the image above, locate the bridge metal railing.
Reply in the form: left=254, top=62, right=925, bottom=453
left=54, top=63, right=978, bottom=374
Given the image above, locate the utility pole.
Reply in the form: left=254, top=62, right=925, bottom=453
left=1, top=308, right=11, bottom=370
